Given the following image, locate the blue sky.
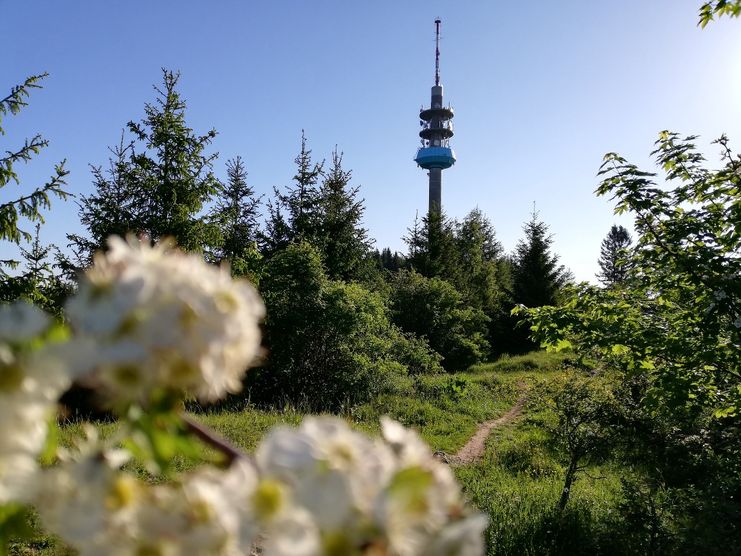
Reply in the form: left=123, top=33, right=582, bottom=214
left=4, top=0, right=741, bottom=281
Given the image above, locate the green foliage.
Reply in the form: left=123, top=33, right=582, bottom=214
left=67, top=134, right=139, bottom=263
left=262, top=131, right=324, bottom=254
left=355, top=367, right=524, bottom=453
left=454, top=209, right=512, bottom=355
left=526, top=133, right=740, bottom=416
left=457, top=369, right=629, bottom=556
left=699, top=0, right=741, bottom=26
left=511, top=210, right=571, bottom=310
left=389, top=270, right=490, bottom=371
left=0, top=504, right=34, bottom=553
left=551, top=375, right=619, bottom=510
left=374, top=247, right=406, bottom=272
left=508, top=210, right=571, bottom=353
left=403, top=207, right=515, bottom=355
left=494, top=428, right=560, bottom=479
left=454, top=208, right=507, bottom=308
left=252, top=243, right=439, bottom=410
left=72, top=69, right=220, bottom=259
left=616, top=477, right=678, bottom=554
left=316, top=149, right=373, bottom=281
left=262, top=139, right=372, bottom=282
left=469, top=351, right=570, bottom=374
left=0, top=225, right=71, bottom=315
left=521, top=132, right=741, bottom=551
left=404, top=209, right=459, bottom=280
left=442, top=376, right=469, bottom=400
left=0, top=74, right=69, bottom=273
left=596, top=224, right=633, bottom=287
left=127, top=69, right=220, bottom=251
left=207, top=156, right=263, bottom=281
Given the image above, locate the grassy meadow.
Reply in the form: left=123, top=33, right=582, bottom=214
left=13, top=352, right=640, bottom=555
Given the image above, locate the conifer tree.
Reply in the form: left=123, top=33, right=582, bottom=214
left=404, top=210, right=458, bottom=279
left=404, top=213, right=425, bottom=267
left=511, top=210, right=571, bottom=309
left=0, top=224, right=69, bottom=314
left=596, top=224, right=633, bottom=287
left=509, top=210, right=571, bottom=352
left=72, top=69, right=220, bottom=257
left=455, top=208, right=506, bottom=310
left=208, top=156, right=262, bottom=278
left=68, top=134, right=140, bottom=263
left=126, top=69, right=220, bottom=251
left=0, top=74, right=69, bottom=274
left=376, top=247, right=406, bottom=272
left=454, top=209, right=512, bottom=355
left=263, top=131, right=323, bottom=254
left=317, top=149, right=371, bottom=281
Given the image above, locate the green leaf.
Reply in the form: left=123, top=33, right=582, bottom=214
left=611, top=344, right=630, bottom=355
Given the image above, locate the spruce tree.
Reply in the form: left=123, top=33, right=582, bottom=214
left=0, top=74, right=69, bottom=274
left=509, top=210, right=571, bottom=352
left=0, top=224, right=69, bottom=314
left=454, top=209, right=512, bottom=355
left=377, top=247, right=406, bottom=272
left=317, top=149, right=371, bottom=281
left=263, top=131, right=323, bottom=254
left=208, top=156, right=262, bottom=278
left=126, top=69, right=220, bottom=251
left=511, top=210, right=571, bottom=309
left=72, top=69, right=220, bottom=256
left=404, top=210, right=458, bottom=279
left=68, top=134, right=140, bottom=263
left=596, top=224, right=633, bottom=287
left=455, top=208, right=506, bottom=310
left=403, top=213, right=425, bottom=268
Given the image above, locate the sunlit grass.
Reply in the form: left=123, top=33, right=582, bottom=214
left=15, top=350, right=581, bottom=555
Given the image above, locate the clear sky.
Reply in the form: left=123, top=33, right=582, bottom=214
left=4, top=0, right=741, bottom=281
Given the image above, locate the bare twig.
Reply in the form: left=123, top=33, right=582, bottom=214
left=181, top=413, right=247, bottom=466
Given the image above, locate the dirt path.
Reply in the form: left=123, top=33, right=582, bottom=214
left=436, top=395, right=526, bottom=466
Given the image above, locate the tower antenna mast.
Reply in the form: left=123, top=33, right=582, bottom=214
left=434, top=18, right=441, bottom=87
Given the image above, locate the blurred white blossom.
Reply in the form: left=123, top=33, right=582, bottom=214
left=0, top=302, right=73, bottom=503
left=37, top=417, right=486, bottom=555
left=255, top=416, right=485, bottom=556
left=65, top=236, right=265, bottom=404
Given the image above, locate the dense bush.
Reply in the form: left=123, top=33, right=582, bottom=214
left=249, top=243, right=441, bottom=410
left=389, top=270, right=490, bottom=371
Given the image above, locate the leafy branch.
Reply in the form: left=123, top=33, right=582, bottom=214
left=699, top=0, right=741, bottom=27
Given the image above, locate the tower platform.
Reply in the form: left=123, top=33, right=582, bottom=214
left=414, top=146, right=456, bottom=169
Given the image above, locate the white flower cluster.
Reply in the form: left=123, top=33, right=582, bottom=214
left=66, top=236, right=265, bottom=404
left=0, top=303, right=72, bottom=503
left=252, top=416, right=488, bottom=556
left=36, top=417, right=486, bottom=556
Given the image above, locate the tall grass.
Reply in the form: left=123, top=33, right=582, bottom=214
left=17, top=350, right=592, bottom=555
left=455, top=358, right=632, bottom=555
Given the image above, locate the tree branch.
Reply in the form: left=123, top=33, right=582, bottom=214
left=181, top=413, right=247, bottom=466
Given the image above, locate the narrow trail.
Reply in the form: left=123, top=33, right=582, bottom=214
left=436, top=395, right=526, bottom=466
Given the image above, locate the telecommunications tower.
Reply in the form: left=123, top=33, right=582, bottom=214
left=414, top=18, right=455, bottom=216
